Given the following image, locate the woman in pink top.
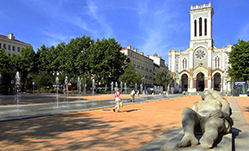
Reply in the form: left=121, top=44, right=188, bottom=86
left=113, top=88, right=122, bottom=112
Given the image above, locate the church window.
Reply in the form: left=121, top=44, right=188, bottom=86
left=215, top=56, right=220, bottom=68
left=204, top=18, right=207, bottom=36
left=199, top=17, right=202, bottom=36
left=194, top=20, right=197, bottom=37
left=182, top=58, right=187, bottom=69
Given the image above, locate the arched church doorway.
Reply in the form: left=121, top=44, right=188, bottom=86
left=214, top=73, right=221, bottom=91
left=181, top=74, right=188, bottom=91
left=196, top=72, right=205, bottom=92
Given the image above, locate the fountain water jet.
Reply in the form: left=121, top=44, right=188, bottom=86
left=15, top=72, right=21, bottom=112
left=111, top=82, right=113, bottom=94
left=65, top=76, right=68, bottom=107
left=140, top=83, right=143, bottom=95
left=77, top=77, right=81, bottom=101
left=124, top=83, right=127, bottom=94
left=115, top=82, right=118, bottom=91
left=92, top=78, right=95, bottom=100
left=55, top=76, right=59, bottom=108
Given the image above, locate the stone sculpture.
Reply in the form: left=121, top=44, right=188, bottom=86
left=177, top=89, right=233, bottom=149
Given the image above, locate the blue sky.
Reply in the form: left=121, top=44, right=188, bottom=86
left=1, top=0, right=249, bottom=63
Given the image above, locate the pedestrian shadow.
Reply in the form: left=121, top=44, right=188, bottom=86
left=102, top=109, right=140, bottom=113
left=120, top=109, right=140, bottom=113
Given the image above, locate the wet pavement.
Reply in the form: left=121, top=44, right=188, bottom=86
left=0, top=93, right=182, bottom=121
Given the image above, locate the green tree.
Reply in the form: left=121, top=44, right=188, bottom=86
left=15, top=46, right=36, bottom=90
left=56, top=42, right=68, bottom=76
left=65, top=35, right=93, bottom=80
left=155, top=68, right=173, bottom=87
left=0, top=48, right=11, bottom=94
left=31, top=72, right=48, bottom=91
left=88, top=38, right=130, bottom=89
left=0, top=48, right=11, bottom=74
left=119, top=63, right=142, bottom=86
left=36, top=45, right=52, bottom=75
left=228, top=40, right=249, bottom=81
left=36, top=45, right=56, bottom=88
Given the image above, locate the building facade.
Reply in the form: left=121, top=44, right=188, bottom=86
left=148, top=53, right=166, bottom=85
left=0, top=33, right=31, bottom=56
left=121, top=45, right=154, bottom=87
left=168, top=2, right=232, bottom=94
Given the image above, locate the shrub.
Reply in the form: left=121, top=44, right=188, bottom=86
left=71, top=90, right=78, bottom=94
left=48, top=89, right=56, bottom=93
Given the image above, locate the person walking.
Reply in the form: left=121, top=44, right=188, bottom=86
left=130, top=89, right=135, bottom=102
left=113, top=88, right=122, bottom=112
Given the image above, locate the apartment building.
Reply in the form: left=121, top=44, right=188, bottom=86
left=0, top=33, right=31, bottom=55
left=120, top=45, right=154, bottom=87
left=148, top=53, right=166, bottom=85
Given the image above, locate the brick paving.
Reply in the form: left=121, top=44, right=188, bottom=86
left=233, top=97, right=249, bottom=126
left=0, top=95, right=248, bottom=151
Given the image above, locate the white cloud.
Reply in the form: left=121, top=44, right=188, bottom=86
left=238, top=23, right=249, bottom=40
left=42, top=31, right=71, bottom=47
left=87, top=1, right=114, bottom=38
left=136, top=1, right=181, bottom=58
left=71, top=16, right=98, bottom=37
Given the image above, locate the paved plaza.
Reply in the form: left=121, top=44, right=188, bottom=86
left=0, top=94, right=248, bottom=150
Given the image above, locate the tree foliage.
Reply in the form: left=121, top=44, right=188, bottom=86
left=155, top=68, right=173, bottom=86
left=64, top=36, right=93, bottom=79
left=88, top=38, right=129, bottom=85
left=0, top=48, right=11, bottom=91
left=228, top=40, right=249, bottom=81
left=119, top=63, right=142, bottom=85
left=16, top=46, right=37, bottom=85
left=0, top=35, right=131, bottom=93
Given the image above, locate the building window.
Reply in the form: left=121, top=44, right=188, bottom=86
left=13, top=46, right=15, bottom=51
left=182, top=58, right=187, bottom=69
left=194, top=20, right=197, bottom=37
left=3, top=44, right=6, bottom=49
left=215, top=56, right=220, bottom=68
left=204, top=18, right=207, bottom=36
left=8, top=45, right=11, bottom=50
left=199, top=17, right=202, bottom=36
left=18, top=47, right=20, bottom=52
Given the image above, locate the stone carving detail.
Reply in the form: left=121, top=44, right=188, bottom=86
left=177, top=89, right=233, bottom=149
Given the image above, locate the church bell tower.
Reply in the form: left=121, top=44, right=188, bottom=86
left=189, top=1, right=214, bottom=49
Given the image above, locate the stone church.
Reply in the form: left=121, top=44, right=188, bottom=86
left=168, top=2, right=232, bottom=94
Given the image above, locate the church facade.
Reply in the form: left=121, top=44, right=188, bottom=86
left=168, top=2, right=232, bottom=94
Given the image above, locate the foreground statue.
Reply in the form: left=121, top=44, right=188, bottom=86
left=177, top=90, right=233, bottom=149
